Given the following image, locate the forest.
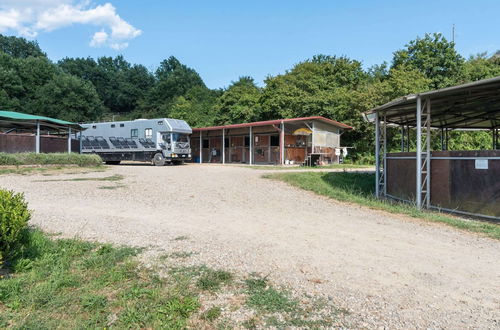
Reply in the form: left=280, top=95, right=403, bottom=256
left=1, top=33, right=499, bottom=161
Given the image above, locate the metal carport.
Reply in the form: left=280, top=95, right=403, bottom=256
left=364, top=76, right=500, bottom=219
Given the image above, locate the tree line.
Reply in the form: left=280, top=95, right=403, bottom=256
left=1, top=33, right=499, bottom=160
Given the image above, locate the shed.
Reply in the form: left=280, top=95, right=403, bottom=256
left=191, top=116, right=352, bottom=166
left=0, top=110, right=84, bottom=154
left=364, top=76, right=500, bottom=219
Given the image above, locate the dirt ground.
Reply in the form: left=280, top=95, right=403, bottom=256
left=1, top=164, right=499, bottom=328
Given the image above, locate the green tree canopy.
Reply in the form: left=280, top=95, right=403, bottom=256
left=392, top=33, right=464, bottom=89
left=0, top=34, right=45, bottom=58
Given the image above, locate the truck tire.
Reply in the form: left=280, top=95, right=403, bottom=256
left=152, top=153, right=165, bottom=166
left=105, top=161, right=121, bottom=165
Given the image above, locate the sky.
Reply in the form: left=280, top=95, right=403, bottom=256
left=1, top=0, right=499, bottom=89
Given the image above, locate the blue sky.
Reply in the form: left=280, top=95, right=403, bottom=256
left=2, top=1, right=500, bottom=89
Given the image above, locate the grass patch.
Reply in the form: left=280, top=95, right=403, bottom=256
left=35, top=174, right=124, bottom=182
left=0, top=230, right=200, bottom=329
left=201, top=306, right=222, bottom=321
left=0, top=152, right=102, bottom=167
left=245, top=277, right=297, bottom=313
left=196, top=269, right=233, bottom=292
left=266, top=172, right=500, bottom=240
left=246, top=163, right=372, bottom=170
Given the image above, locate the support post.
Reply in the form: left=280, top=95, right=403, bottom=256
left=375, top=112, right=380, bottom=197
left=79, top=131, right=82, bottom=154
left=280, top=121, right=285, bottom=165
left=401, top=125, right=405, bottom=152
left=383, top=114, right=387, bottom=196
left=425, top=99, right=431, bottom=209
left=249, top=126, right=253, bottom=165
left=35, top=120, right=40, bottom=154
left=222, top=129, right=225, bottom=164
left=311, top=121, right=315, bottom=155
left=406, top=125, right=410, bottom=151
left=199, top=131, right=202, bottom=163
left=440, top=128, right=445, bottom=151
left=416, top=97, right=422, bottom=209
left=493, top=129, right=497, bottom=150
left=67, top=126, right=72, bottom=153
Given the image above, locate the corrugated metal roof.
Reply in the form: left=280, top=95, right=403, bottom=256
left=0, top=110, right=83, bottom=131
left=192, top=116, right=353, bottom=132
left=364, top=76, right=500, bottom=129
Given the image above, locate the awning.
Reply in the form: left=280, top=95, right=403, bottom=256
left=0, top=110, right=84, bottom=132
left=364, top=76, right=500, bottom=129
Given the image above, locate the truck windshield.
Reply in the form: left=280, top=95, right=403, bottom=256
left=172, top=133, right=189, bottom=143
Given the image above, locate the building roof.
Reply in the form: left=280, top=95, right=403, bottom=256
left=192, top=116, right=353, bottom=132
left=0, top=110, right=83, bottom=131
left=364, top=76, right=500, bottom=129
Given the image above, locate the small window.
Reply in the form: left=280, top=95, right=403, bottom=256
left=202, top=139, right=209, bottom=148
left=131, top=129, right=138, bottom=138
left=158, top=121, right=164, bottom=125
left=224, top=138, right=229, bottom=147
left=144, top=128, right=153, bottom=139
left=120, top=123, right=124, bottom=127
left=270, top=135, right=280, bottom=146
left=244, top=136, right=250, bottom=147
left=111, top=124, right=115, bottom=128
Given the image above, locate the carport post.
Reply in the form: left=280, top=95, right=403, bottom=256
left=375, top=112, right=380, bottom=197
left=416, top=96, right=422, bottom=209
left=35, top=120, right=40, bottom=153
left=222, top=128, right=225, bottom=164
left=249, top=126, right=253, bottom=165
left=280, top=121, right=285, bottom=165
left=199, top=131, right=203, bottom=163
left=67, top=126, right=72, bottom=153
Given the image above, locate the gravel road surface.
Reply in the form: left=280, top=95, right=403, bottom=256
left=1, top=164, right=498, bottom=328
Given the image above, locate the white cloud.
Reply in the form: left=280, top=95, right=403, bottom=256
left=0, top=1, right=141, bottom=49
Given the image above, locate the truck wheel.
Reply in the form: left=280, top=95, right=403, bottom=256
left=152, top=153, right=165, bottom=166
left=105, top=161, right=121, bottom=165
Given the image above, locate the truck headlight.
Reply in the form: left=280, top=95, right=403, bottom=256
left=188, top=154, right=191, bottom=157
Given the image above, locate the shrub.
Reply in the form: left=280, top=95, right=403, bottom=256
left=0, top=153, right=102, bottom=167
left=0, top=189, right=31, bottom=265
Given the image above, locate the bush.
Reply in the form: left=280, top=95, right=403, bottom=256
left=0, top=153, right=102, bottom=167
left=0, top=189, right=31, bottom=265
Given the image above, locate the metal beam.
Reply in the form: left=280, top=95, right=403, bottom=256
left=199, top=131, right=202, bottom=163
left=375, top=112, right=380, bottom=197
left=249, top=126, right=253, bottom=165
left=280, top=121, right=285, bottom=165
left=416, top=97, right=422, bottom=209
left=222, top=128, right=225, bottom=164
left=67, top=126, right=72, bottom=153
left=35, top=120, right=40, bottom=153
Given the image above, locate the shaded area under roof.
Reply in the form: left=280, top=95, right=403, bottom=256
left=192, top=116, right=353, bottom=131
left=365, top=76, right=500, bottom=129
left=0, top=110, right=84, bottom=131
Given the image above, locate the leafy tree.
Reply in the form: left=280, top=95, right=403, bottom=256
left=392, top=33, right=464, bottom=89
left=146, top=56, right=205, bottom=111
left=214, top=76, right=262, bottom=125
left=30, top=73, right=104, bottom=122
left=462, top=53, right=500, bottom=82
left=168, top=86, right=222, bottom=127
left=0, top=34, right=45, bottom=58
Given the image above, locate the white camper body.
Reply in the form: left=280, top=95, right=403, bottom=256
left=80, top=118, right=192, bottom=165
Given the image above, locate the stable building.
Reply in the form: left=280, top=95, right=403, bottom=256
left=190, top=116, right=352, bottom=166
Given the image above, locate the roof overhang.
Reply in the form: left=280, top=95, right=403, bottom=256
left=364, top=76, right=500, bottom=129
left=192, top=116, right=353, bottom=132
left=0, top=110, right=84, bottom=132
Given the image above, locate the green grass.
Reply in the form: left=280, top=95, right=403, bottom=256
left=246, top=163, right=372, bottom=170
left=0, top=152, right=102, bottom=167
left=0, top=231, right=347, bottom=328
left=0, top=230, right=203, bottom=329
left=266, top=171, right=500, bottom=240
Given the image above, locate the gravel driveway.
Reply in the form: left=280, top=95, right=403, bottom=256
left=1, top=164, right=499, bottom=328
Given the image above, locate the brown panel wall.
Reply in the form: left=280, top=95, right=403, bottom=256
left=387, top=151, right=500, bottom=217
left=0, top=134, right=79, bottom=153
